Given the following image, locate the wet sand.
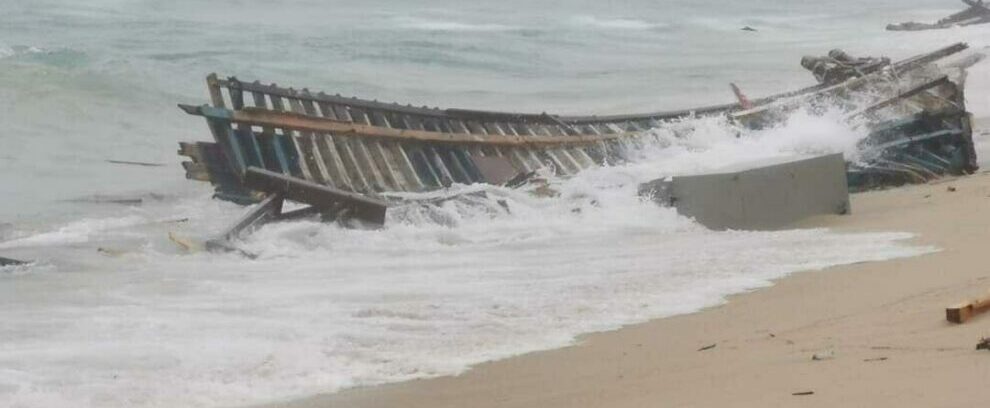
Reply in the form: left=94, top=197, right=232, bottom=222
left=267, top=171, right=990, bottom=408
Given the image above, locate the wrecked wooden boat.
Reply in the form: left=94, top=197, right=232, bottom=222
left=887, top=0, right=990, bottom=31
left=178, top=42, right=978, bottom=239
left=737, top=44, right=979, bottom=190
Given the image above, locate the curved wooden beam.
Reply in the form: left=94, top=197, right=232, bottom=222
left=179, top=104, right=632, bottom=147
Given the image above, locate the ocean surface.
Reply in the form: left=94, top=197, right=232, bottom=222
left=0, top=1, right=986, bottom=407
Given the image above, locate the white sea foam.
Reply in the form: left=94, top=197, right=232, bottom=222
left=0, top=109, right=936, bottom=408
left=571, top=15, right=667, bottom=30
left=0, top=45, right=43, bottom=60
left=0, top=0, right=976, bottom=406
left=395, top=17, right=519, bottom=32
left=0, top=215, right=147, bottom=249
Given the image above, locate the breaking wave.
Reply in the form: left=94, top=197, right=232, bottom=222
left=571, top=15, right=669, bottom=30
left=0, top=108, right=934, bottom=408
left=395, top=17, right=521, bottom=32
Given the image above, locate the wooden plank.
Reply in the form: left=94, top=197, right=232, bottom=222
left=181, top=161, right=211, bottom=181
left=946, top=290, right=990, bottom=323
left=181, top=105, right=625, bottom=147
left=206, top=73, right=226, bottom=108
left=212, top=193, right=284, bottom=243
left=243, top=167, right=387, bottom=225
left=845, top=76, right=950, bottom=120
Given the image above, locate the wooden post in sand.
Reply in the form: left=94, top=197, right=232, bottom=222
left=946, top=291, right=990, bottom=323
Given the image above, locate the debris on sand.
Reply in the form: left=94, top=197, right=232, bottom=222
left=175, top=44, right=980, bottom=243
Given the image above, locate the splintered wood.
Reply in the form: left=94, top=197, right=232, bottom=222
left=945, top=290, right=990, bottom=323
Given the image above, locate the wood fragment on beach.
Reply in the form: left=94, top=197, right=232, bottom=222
left=977, top=338, right=990, bottom=350
left=945, top=291, right=990, bottom=323
left=697, top=343, right=717, bottom=352
left=792, top=391, right=814, bottom=396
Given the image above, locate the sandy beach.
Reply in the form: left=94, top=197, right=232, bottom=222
left=269, top=170, right=990, bottom=407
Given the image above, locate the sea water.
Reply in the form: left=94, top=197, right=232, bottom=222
left=0, top=1, right=984, bottom=407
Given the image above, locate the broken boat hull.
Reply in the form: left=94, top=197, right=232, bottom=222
left=178, top=43, right=979, bottom=213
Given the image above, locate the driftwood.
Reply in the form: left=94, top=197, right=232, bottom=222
left=946, top=290, right=990, bottom=323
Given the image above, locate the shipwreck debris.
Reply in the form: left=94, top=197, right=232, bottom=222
left=175, top=43, right=979, bottom=239
left=639, top=154, right=850, bottom=230
left=977, top=338, right=990, bottom=350
left=202, top=168, right=388, bottom=255
left=888, top=0, right=990, bottom=31
left=800, top=50, right=889, bottom=85
left=946, top=290, right=990, bottom=323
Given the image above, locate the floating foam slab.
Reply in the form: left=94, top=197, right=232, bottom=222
left=639, top=153, right=850, bottom=230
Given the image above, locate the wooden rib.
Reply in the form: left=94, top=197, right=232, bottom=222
left=298, top=94, right=336, bottom=186
left=493, top=122, right=530, bottom=165
left=314, top=134, right=353, bottom=190
left=352, top=140, right=388, bottom=191
left=286, top=96, right=323, bottom=184
left=369, top=112, right=421, bottom=191
left=478, top=122, right=529, bottom=172
left=424, top=147, right=455, bottom=186
left=541, top=125, right=584, bottom=173
left=302, top=100, right=358, bottom=190
left=387, top=142, right=425, bottom=190
left=517, top=123, right=568, bottom=173
left=335, top=136, right=372, bottom=193
left=265, top=91, right=304, bottom=177
left=543, top=118, right=597, bottom=169
left=367, top=112, right=409, bottom=190
left=345, top=108, right=390, bottom=191
left=316, top=100, right=338, bottom=120
left=447, top=119, right=486, bottom=161
left=327, top=107, right=372, bottom=193
left=206, top=74, right=226, bottom=108
left=249, top=86, right=288, bottom=173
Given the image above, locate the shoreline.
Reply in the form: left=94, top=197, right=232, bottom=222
left=264, top=171, right=990, bottom=408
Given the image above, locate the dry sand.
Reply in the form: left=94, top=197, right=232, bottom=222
left=270, top=172, right=990, bottom=408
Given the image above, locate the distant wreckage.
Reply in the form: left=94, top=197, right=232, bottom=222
left=887, top=0, right=990, bottom=31
left=176, top=43, right=979, bottom=247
